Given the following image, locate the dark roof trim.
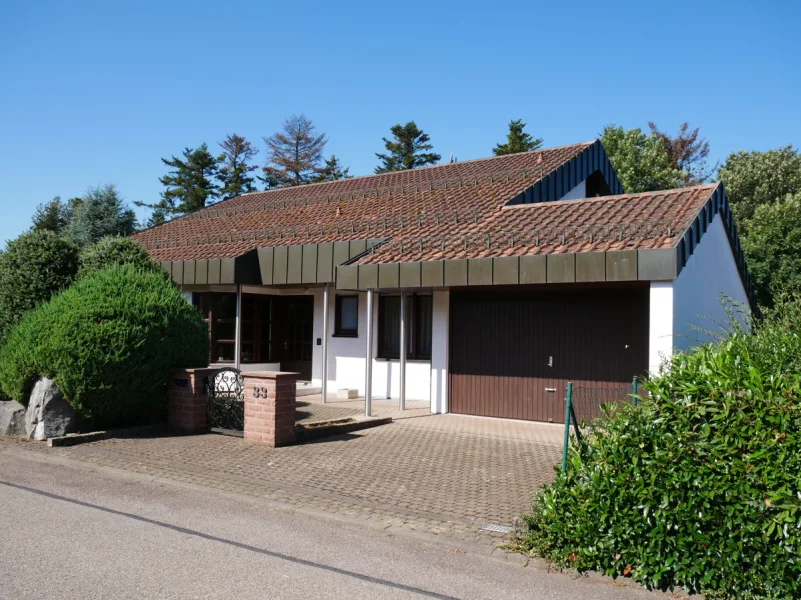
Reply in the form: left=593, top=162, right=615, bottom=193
left=159, top=239, right=386, bottom=286
left=673, top=183, right=757, bottom=311
left=505, top=140, right=624, bottom=206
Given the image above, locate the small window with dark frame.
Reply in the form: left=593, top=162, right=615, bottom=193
left=334, top=295, right=359, bottom=337
left=378, top=294, right=433, bottom=360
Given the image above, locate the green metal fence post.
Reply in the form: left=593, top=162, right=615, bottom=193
left=632, top=376, right=638, bottom=407
left=562, top=382, right=573, bottom=472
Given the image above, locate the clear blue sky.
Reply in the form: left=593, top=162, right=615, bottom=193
left=1, top=0, right=798, bottom=244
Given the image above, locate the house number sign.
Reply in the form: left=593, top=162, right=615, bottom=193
left=252, top=386, right=270, bottom=398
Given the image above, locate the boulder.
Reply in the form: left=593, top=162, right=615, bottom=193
left=0, top=400, right=26, bottom=436
left=25, top=377, right=77, bottom=441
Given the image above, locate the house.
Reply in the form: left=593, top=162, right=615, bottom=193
left=135, top=140, right=754, bottom=423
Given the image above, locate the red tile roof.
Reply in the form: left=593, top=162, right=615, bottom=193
left=135, top=142, right=592, bottom=261
left=134, top=141, right=714, bottom=266
left=356, top=185, right=717, bottom=264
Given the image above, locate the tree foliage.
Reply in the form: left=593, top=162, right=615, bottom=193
left=718, top=145, right=801, bottom=222
left=648, top=121, right=713, bottom=185
left=516, top=298, right=801, bottom=598
left=492, top=119, right=543, bottom=156
left=262, top=115, right=327, bottom=187
left=313, top=155, right=351, bottom=183
left=78, top=236, right=162, bottom=279
left=0, top=230, right=79, bottom=341
left=741, top=195, right=801, bottom=308
left=66, top=184, right=137, bottom=247
left=375, top=121, right=440, bottom=173
left=601, top=125, right=683, bottom=193
left=0, top=265, right=209, bottom=427
left=139, top=144, right=220, bottom=218
left=217, top=133, right=259, bottom=199
left=31, top=197, right=71, bottom=233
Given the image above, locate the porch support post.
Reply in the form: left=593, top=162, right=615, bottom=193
left=399, top=291, right=406, bottom=410
left=365, top=289, right=374, bottom=417
left=234, top=284, right=242, bottom=370
left=321, top=283, right=330, bottom=404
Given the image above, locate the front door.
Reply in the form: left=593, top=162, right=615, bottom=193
left=274, top=296, right=314, bottom=381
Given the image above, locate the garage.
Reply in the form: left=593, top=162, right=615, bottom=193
left=448, top=285, right=649, bottom=422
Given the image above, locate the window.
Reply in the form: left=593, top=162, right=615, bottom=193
left=378, top=294, right=433, bottom=360
left=334, top=295, right=359, bottom=337
left=193, top=292, right=272, bottom=364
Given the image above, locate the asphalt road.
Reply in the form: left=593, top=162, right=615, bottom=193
left=0, top=449, right=663, bottom=600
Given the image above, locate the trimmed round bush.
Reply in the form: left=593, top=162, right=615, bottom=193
left=0, top=230, right=79, bottom=341
left=516, top=300, right=801, bottom=599
left=0, top=265, right=209, bottom=427
left=78, top=236, right=163, bottom=279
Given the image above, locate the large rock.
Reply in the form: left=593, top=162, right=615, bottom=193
left=0, top=400, right=26, bottom=436
left=25, top=377, right=77, bottom=441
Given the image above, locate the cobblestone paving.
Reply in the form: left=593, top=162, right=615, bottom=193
left=296, top=396, right=431, bottom=424
left=1, top=413, right=563, bottom=549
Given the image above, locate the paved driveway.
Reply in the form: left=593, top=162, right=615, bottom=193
left=3, top=411, right=564, bottom=547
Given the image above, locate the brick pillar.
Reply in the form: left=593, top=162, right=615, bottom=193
left=168, top=368, right=214, bottom=433
left=243, top=371, right=298, bottom=447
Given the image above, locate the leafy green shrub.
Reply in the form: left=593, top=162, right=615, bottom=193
left=0, top=265, right=209, bottom=427
left=78, top=236, right=163, bottom=279
left=516, top=299, right=801, bottom=599
left=0, top=230, right=79, bottom=341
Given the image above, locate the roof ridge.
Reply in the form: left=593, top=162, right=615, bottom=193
left=501, top=183, right=719, bottom=211
left=211, top=141, right=595, bottom=202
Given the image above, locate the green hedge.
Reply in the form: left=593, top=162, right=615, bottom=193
left=516, top=300, right=801, bottom=599
left=0, top=230, right=79, bottom=341
left=78, top=236, right=163, bottom=279
left=0, top=265, right=209, bottom=427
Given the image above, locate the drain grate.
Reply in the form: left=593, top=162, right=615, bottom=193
left=481, top=523, right=513, bottom=534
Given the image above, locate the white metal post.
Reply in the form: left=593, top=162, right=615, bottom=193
left=234, top=284, right=242, bottom=370
left=399, top=291, right=406, bottom=410
left=321, top=283, right=329, bottom=404
left=365, top=289, right=374, bottom=417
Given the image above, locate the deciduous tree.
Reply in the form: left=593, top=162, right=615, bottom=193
left=718, top=146, right=801, bottom=221
left=741, top=195, right=801, bottom=308
left=217, top=134, right=259, bottom=199
left=375, top=122, right=440, bottom=173
left=262, top=115, right=327, bottom=187
left=648, top=122, right=713, bottom=185
left=493, top=119, right=543, bottom=156
left=601, top=125, right=683, bottom=193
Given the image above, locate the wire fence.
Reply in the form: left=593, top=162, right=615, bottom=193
left=561, top=379, right=640, bottom=472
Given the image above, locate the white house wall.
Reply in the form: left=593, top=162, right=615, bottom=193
left=648, top=215, right=750, bottom=374
left=311, top=289, right=434, bottom=403
left=672, top=217, right=750, bottom=351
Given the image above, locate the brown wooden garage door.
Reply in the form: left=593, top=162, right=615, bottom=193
left=449, top=286, right=649, bottom=422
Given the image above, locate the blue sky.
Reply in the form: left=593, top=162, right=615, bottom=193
left=1, top=0, right=798, bottom=244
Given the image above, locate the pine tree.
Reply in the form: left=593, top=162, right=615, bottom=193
left=217, top=134, right=259, bottom=199
left=375, top=122, right=441, bottom=173
left=137, top=144, right=220, bottom=218
left=313, top=155, right=351, bottom=183
left=31, top=197, right=70, bottom=233
left=492, top=119, right=543, bottom=156
left=262, top=115, right=327, bottom=187
left=66, top=184, right=138, bottom=247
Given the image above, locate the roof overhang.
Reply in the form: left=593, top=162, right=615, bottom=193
left=160, top=239, right=386, bottom=286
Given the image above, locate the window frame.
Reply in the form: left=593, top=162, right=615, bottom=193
left=377, top=293, right=433, bottom=361
left=334, top=294, right=359, bottom=338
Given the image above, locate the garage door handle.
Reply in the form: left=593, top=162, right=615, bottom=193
left=545, top=387, right=557, bottom=392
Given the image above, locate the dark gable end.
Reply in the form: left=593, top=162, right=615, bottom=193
left=505, top=140, right=623, bottom=206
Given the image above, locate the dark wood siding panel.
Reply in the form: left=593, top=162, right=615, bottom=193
left=449, top=287, right=648, bottom=422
